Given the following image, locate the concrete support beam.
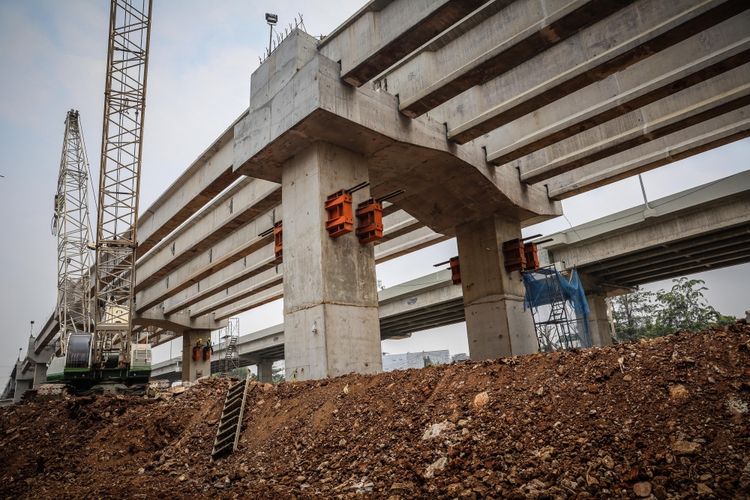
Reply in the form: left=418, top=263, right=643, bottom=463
left=445, top=0, right=748, bottom=144
left=546, top=104, right=750, bottom=199
left=135, top=218, right=275, bottom=312
left=586, top=293, right=614, bottom=347
left=456, top=216, right=537, bottom=360
left=374, top=226, right=448, bottom=263
left=136, top=178, right=281, bottom=291
left=213, top=285, right=284, bottom=322
left=518, top=65, right=750, bottom=184
left=189, top=269, right=283, bottom=319
left=137, top=114, right=245, bottom=256
left=319, top=0, right=485, bottom=86
left=392, top=0, right=632, bottom=118
left=32, top=363, right=48, bottom=389
left=281, top=142, right=382, bottom=381
left=485, top=13, right=750, bottom=165
left=181, top=330, right=212, bottom=382
left=163, top=251, right=277, bottom=315
left=134, top=310, right=222, bottom=333
left=257, top=359, right=274, bottom=383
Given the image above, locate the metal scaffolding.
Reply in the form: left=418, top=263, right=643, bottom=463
left=522, top=265, right=592, bottom=352
left=53, top=110, right=93, bottom=354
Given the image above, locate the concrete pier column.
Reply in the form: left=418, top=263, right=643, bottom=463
left=587, top=293, right=614, bottom=347
left=181, top=329, right=212, bottom=382
left=13, top=379, right=32, bottom=403
left=32, top=363, right=48, bottom=388
left=456, top=216, right=538, bottom=360
left=281, top=142, right=382, bottom=381
left=13, top=361, right=33, bottom=403
left=257, top=359, right=274, bottom=383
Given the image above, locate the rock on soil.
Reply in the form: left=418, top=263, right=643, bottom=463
left=2, top=323, right=750, bottom=498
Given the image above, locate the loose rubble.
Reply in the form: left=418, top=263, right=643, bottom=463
left=1, top=323, right=749, bottom=498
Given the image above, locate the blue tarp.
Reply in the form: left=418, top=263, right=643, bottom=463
left=522, top=268, right=592, bottom=347
left=522, top=268, right=590, bottom=317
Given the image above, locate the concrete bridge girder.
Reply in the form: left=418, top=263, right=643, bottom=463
left=387, top=0, right=633, bottom=118
left=517, top=64, right=750, bottom=184
left=133, top=310, right=224, bottom=334
left=136, top=178, right=281, bottom=291
left=439, top=0, right=748, bottom=144
left=483, top=12, right=750, bottom=166
left=542, top=170, right=750, bottom=287
left=318, top=0, right=487, bottom=87
left=546, top=105, right=750, bottom=199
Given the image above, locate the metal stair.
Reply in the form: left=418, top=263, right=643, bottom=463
left=211, top=377, right=250, bottom=461
left=223, top=334, right=238, bottom=373
left=222, top=317, right=240, bottom=375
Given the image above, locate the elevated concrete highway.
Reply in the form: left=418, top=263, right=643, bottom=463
left=11, top=0, right=750, bottom=389
left=151, top=170, right=750, bottom=381
left=539, top=170, right=750, bottom=287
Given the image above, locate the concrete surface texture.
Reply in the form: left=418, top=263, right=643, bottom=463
left=281, top=142, right=382, bottom=380
left=456, top=216, right=538, bottom=360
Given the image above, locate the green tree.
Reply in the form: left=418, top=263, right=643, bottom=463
left=611, top=289, right=656, bottom=341
left=652, top=277, right=726, bottom=335
left=610, top=277, right=734, bottom=341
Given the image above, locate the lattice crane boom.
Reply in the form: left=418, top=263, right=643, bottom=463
left=53, top=110, right=93, bottom=354
left=94, top=0, right=153, bottom=368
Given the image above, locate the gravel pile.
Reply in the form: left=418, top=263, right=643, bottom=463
left=2, top=322, right=749, bottom=498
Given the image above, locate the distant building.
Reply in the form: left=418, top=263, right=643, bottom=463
left=382, top=350, right=451, bottom=371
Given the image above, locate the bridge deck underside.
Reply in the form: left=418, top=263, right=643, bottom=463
left=580, top=221, right=750, bottom=287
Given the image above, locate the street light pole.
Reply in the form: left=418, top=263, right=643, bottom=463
left=265, top=13, right=278, bottom=55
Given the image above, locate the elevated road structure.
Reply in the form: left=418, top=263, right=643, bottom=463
left=10, top=0, right=750, bottom=392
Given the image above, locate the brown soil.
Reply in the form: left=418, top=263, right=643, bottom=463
left=2, top=323, right=749, bottom=499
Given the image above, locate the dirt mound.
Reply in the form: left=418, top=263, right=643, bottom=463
left=2, top=324, right=749, bottom=498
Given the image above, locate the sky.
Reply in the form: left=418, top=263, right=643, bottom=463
left=1, top=1, right=748, bottom=388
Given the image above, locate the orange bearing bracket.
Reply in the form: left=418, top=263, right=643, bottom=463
left=449, top=257, right=461, bottom=284
left=355, top=199, right=383, bottom=244
left=523, top=242, right=540, bottom=271
left=325, top=190, right=354, bottom=238
left=502, top=238, right=526, bottom=273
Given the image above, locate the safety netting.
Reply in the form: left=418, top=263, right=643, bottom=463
left=522, top=267, right=592, bottom=350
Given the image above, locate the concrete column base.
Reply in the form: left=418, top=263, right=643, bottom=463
left=464, top=295, right=538, bottom=359
left=32, top=363, right=47, bottom=388
left=285, top=303, right=381, bottom=380
left=257, top=359, right=274, bottom=383
left=457, top=216, right=538, bottom=361
left=13, top=378, right=32, bottom=404
left=182, top=330, right=212, bottom=382
left=587, top=293, right=614, bottom=347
